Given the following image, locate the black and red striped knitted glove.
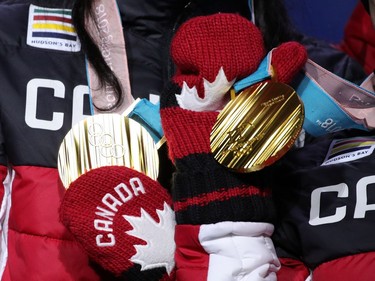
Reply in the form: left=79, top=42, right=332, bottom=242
left=161, top=12, right=277, bottom=225
left=161, top=11, right=277, bottom=229
left=159, top=13, right=305, bottom=281
left=161, top=83, right=275, bottom=225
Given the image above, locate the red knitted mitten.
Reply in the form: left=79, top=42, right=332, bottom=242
left=60, top=166, right=176, bottom=281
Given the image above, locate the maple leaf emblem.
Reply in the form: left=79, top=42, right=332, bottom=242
left=176, top=67, right=235, bottom=112
left=123, top=202, right=176, bottom=275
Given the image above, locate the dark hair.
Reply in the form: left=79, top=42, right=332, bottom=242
left=255, top=0, right=300, bottom=50
left=72, top=0, right=122, bottom=111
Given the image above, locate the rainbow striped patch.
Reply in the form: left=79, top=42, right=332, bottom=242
left=322, top=136, right=375, bottom=166
left=27, top=5, right=81, bottom=52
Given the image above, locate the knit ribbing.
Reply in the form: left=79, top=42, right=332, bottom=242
left=271, top=41, right=308, bottom=84
left=170, top=13, right=265, bottom=96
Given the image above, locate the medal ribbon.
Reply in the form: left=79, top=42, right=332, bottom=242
left=234, top=52, right=375, bottom=137
left=85, top=0, right=134, bottom=114
left=296, top=59, right=375, bottom=136
left=85, top=1, right=163, bottom=143
left=233, top=51, right=273, bottom=92
left=124, top=99, right=164, bottom=144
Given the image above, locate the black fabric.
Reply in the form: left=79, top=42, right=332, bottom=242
left=272, top=129, right=375, bottom=269
left=175, top=191, right=276, bottom=225
left=117, top=0, right=189, bottom=99
left=300, top=35, right=368, bottom=85
left=173, top=154, right=276, bottom=225
left=0, top=3, right=89, bottom=167
left=92, top=261, right=169, bottom=281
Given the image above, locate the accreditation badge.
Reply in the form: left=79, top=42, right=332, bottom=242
left=58, top=114, right=159, bottom=188
left=210, top=81, right=304, bottom=172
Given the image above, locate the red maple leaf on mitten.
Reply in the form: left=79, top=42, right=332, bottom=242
left=160, top=13, right=307, bottom=281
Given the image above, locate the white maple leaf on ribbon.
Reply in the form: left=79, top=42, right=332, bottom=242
left=123, top=202, right=176, bottom=275
left=176, top=67, right=235, bottom=112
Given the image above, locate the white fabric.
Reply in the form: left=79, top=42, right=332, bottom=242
left=199, top=221, right=280, bottom=281
left=0, top=169, right=14, bottom=279
left=176, top=67, right=234, bottom=112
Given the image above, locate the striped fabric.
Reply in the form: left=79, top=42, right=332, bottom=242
left=31, top=7, right=76, bottom=41
left=27, top=5, right=80, bottom=52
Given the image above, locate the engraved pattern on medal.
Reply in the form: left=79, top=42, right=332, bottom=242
left=88, top=121, right=126, bottom=159
left=226, top=123, right=265, bottom=157
left=210, top=81, right=304, bottom=172
left=261, top=95, right=285, bottom=107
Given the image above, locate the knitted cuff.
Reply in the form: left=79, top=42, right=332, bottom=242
left=172, top=155, right=275, bottom=225
left=161, top=98, right=218, bottom=162
left=160, top=82, right=275, bottom=226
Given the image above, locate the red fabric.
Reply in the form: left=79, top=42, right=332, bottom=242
left=163, top=14, right=307, bottom=163
left=33, top=15, right=72, bottom=23
left=313, top=252, right=375, bottom=281
left=340, top=2, right=375, bottom=74
left=161, top=106, right=218, bottom=162
left=174, top=225, right=209, bottom=281
left=171, top=13, right=266, bottom=96
left=271, top=42, right=308, bottom=84
left=60, top=166, right=173, bottom=277
left=278, top=253, right=375, bottom=281
left=5, top=166, right=99, bottom=281
left=277, top=257, right=310, bottom=281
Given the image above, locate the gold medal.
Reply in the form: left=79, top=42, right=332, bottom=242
left=58, top=114, right=159, bottom=188
left=210, top=81, right=304, bottom=172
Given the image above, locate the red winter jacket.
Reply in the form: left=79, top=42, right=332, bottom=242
left=340, top=1, right=375, bottom=74
left=0, top=3, right=98, bottom=280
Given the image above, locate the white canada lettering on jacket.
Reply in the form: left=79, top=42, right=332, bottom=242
left=309, top=175, right=375, bottom=226
left=94, top=177, right=145, bottom=247
left=25, top=78, right=90, bottom=130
